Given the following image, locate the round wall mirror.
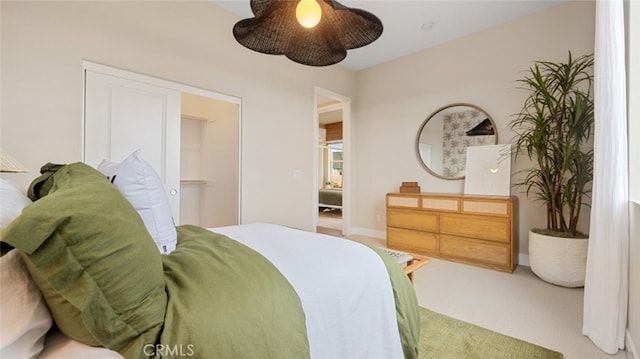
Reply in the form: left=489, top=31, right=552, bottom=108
left=416, top=103, right=498, bottom=180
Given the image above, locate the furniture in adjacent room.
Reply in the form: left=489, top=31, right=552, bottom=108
left=386, top=192, right=518, bottom=272
left=318, top=188, right=342, bottom=209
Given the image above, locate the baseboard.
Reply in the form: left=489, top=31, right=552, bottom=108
left=518, top=253, right=530, bottom=267
left=350, top=227, right=385, bottom=240
left=628, top=329, right=639, bottom=359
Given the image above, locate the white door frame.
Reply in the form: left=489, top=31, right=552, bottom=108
left=313, top=87, right=352, bottom=235
left=82, top=61, right=243, bottom=223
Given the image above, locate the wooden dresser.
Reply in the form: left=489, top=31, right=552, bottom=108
left=386, top=192, right=518, bottom=272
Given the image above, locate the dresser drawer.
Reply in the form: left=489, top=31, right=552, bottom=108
left=387, top=227, right=438, bottom=255
left=440, top=213, right=510, bottom=243
left=421, top=197, right=459, bottom=212
left=439, top=235, right=511, bottom=268
left=387, top=208, right=438, bottom=232
left=387, top=195, right=420, bottom=208
left=462, top=199, right=510, bottom=217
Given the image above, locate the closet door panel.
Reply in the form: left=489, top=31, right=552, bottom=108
left=84, top=70, right=181, bottom=221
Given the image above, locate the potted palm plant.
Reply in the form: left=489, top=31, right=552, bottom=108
left=510, top=52, right=594, bottom=287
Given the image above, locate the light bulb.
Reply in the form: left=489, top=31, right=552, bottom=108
left=296, top=0, right=322, bottom=28
left=489, top=167, right=499, bottom=174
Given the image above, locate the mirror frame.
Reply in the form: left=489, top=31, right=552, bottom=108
left=415, top=103, right=498, bottom=180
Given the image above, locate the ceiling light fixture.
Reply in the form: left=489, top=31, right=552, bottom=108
left=296, top=0, right=322, bottom=28
left=233, top=0, right=383, bottom=67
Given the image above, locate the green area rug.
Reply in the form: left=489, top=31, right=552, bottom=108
left=418, top=307, right=563, bottom=359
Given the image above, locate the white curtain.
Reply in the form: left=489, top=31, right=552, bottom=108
left=582, top=0, right=629, bottom=354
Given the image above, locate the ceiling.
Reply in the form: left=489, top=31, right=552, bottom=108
left=212, top=0, right=565, bottom=72
left=317, top=100, right=344, bottom=125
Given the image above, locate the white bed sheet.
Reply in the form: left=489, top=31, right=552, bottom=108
left=38, top=330, right=122, bottom=359
left=210, top=223, right=404, bottom=359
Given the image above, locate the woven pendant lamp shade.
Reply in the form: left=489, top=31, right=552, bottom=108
left=233, top=0, right=383, bottom=66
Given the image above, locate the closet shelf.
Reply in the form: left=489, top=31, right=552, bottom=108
left=181, top=114, right=207, bottom=121
left=180, top=179, right=207, bottom=185
left=181, top=114, right=216, bottom=124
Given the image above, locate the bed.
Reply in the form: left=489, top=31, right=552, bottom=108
left=0, top=161, right=420, bottom=359
left=319, top=188, right=342, bottom=209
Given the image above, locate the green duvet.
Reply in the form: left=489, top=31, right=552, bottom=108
left=156, top=225, right=310, bottom=359
left=369, top=246, right=421, bottom=359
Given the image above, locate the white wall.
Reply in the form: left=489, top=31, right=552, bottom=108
left=626, top=0, right=639, bottom=356
left=352, top=1, right=596, bottom=261
left=0, top=1, right=356, bottom=231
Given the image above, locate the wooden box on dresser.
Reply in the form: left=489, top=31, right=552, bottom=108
left=386, top=192, right=518, bottom=272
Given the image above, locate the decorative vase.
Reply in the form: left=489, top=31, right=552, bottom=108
left=528, top=230, right=588, bottom=287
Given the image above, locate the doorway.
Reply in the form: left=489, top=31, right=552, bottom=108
left=315, top=88, right=350, bottom=236
left=180, top=92, right=240, bottom=227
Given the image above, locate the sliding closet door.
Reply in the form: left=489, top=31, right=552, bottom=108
left=84, top=70, right=181, bottom=222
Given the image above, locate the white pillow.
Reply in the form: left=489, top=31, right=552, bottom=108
left=98, top=150, right=177, bottom=254
left=0, top=250, right=54, bottom=359
left=0, top=178, right=32, bottom=230
left=0, top=179, right=53, bottom=359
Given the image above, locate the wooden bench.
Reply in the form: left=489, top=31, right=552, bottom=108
left=379, top=248, right=431, bottom=283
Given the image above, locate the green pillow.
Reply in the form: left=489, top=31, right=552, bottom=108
left=0, top=162, right=167, bottom=358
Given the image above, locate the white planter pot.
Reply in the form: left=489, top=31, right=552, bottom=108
left=528, top=230, right=588, bottom=287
